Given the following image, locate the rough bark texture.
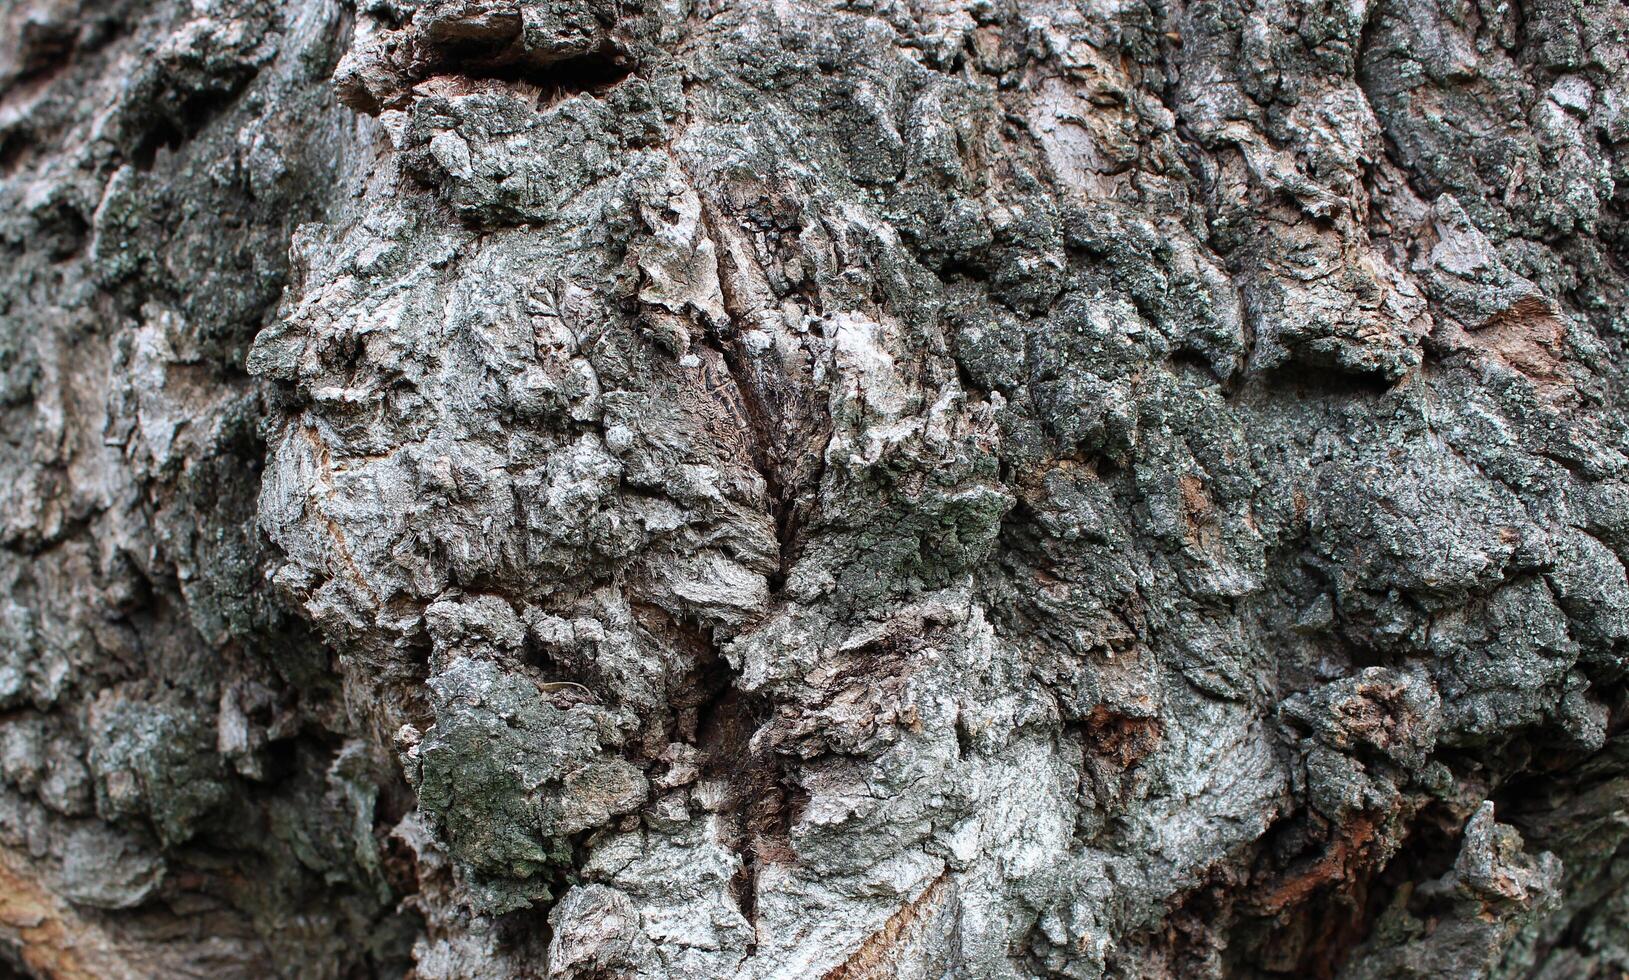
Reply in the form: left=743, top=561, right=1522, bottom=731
left=3, top=0, right=1629, bottom=976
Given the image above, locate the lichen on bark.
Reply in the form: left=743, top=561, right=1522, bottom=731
left=3, top=0, right=1629, bottom=976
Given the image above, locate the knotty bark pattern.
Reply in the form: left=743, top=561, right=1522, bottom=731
left=2, top=0, right=1628, bottom=976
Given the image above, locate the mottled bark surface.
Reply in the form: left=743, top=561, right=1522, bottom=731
left=3, top=0, right=1629, bottom=976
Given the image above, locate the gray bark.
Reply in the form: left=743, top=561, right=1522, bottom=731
left=2, top=0, right=1629, bottom=976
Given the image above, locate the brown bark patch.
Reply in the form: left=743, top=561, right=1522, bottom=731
left=1, top=845, right=119, bottom=979
left=1081, top=706, right=1164, bottom=769
left=1179, top=474, right=1221, bottom=554
left=822, top=871, right=953, bottom=980
left=1257, top=814, right=1381, bottom=915
left=1471, top=296, right=1573, bottom=402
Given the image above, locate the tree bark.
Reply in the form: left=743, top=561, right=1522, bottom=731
left=3, top=0, right=1629, bottom=976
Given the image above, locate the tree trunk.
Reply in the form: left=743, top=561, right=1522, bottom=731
left=3, top=0, right=1628, bottom=976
